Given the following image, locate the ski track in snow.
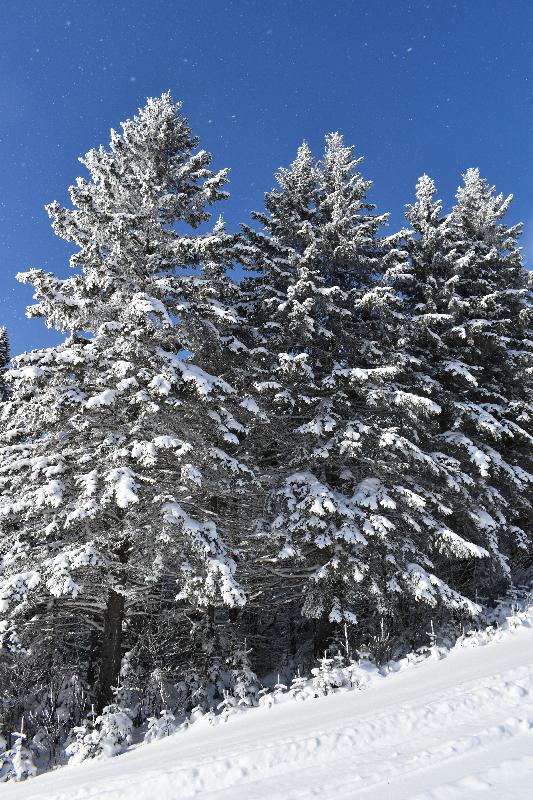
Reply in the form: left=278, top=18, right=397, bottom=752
left=5, top=618, right=533, bottom=799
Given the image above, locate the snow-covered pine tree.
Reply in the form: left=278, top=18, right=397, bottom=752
left=392, top=171, right=533, bottom=597
left=450, top=170, right=533, bottom=575
left=0, top=94, right=254, bottom=717
left=239, top=135, right=481, bottom=660
left=0, top=328, right=9, bottom=402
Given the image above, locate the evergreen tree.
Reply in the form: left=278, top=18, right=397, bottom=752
left=393, top=171, right=533, bottom=597
left=240, top=136, right=481, bottom=658
left=0, top=328, right=9, bottom=402
left=0, top=94, right=253, bottom=715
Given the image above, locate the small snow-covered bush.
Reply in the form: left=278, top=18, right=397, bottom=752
left=144, top=710, right=177, bottom=743
left=229, top=644, right=259, bottom=708
left=0, top=730, right=37, bottom=782
left=311, top=654, right=346, bottom=696
left=288, top=670, right=309, bottom=701
left=65, top=705, right=133, bottom=763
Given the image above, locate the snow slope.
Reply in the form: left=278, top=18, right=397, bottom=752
left=5, top=615, right=533, bottom=800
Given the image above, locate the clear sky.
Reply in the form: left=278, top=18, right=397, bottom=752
left=1, top=0, right=532, bottom=355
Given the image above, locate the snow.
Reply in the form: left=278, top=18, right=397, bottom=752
left=435, top=527, right=489, bottom=559
left=129, top=293, right=172, bottom=327
left=166, top=353, right=234, bottom=397
left=148, top=375, right=171, bottom=395
left=105, top=468, right=139, bottom=508
left=392, top=390, right=441, bottom=415
left=85, top=389, right=116, bottom=408
left=0, top=571, right=41, bottom=612
left=6, top=610, right=533, bottom=799
left=239, top=397, right=260, bottom=414
left=441, top=431, right=492, bottom=476
left=443, top=360, right=479, bottom=386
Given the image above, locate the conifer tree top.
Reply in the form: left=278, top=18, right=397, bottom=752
left=19, top=93, right=231, bottom=334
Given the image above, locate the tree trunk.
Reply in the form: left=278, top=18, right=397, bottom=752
left=313, top=616, right=335, bottom=659
left=96, top=588, right=125, bottom=711
left=86, top=628, right=98, bottom=691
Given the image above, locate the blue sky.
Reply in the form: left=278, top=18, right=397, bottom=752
left=1, top=0, right=532, bottom=355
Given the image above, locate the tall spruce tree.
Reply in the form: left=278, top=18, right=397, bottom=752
left=449, top=170, right=533, bottom=571
left=240, top=136, right=483, bottom=658
left=0, top=95, right=254, bottom=713
left=393, top=171, right=533, bottom=597
left=0, top=328, right=8, bottom=402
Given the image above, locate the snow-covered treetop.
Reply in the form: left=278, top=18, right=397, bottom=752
left=19, top=92, right=231, bottom=334
left=453, top=168, right=515, bottom=240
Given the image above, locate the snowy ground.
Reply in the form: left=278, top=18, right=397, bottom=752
left=5, top=615, right=533, bottom=799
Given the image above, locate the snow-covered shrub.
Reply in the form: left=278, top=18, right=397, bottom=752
left=64, top=721, right=101, bottom=765
left=0, top=729, right=37, bottom=782
left=65, top=705, right=133, bottom=763
left=229, top=643, right=259, bottom=708
left=93, top=705, right=133, bottom=758
left=217, top=691, right=240, bottom=721
left=272, top=677, right=288, bottom=701
left=311, top=654, right=346, bottom=696
left=257, top=686, right=272, bottom=708
left=144, top=710, right=177, bottom=743
left=288, top=670, right=309, bottom=701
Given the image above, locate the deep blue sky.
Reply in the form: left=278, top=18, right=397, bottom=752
left=1, top=0, right=532, bottom=355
